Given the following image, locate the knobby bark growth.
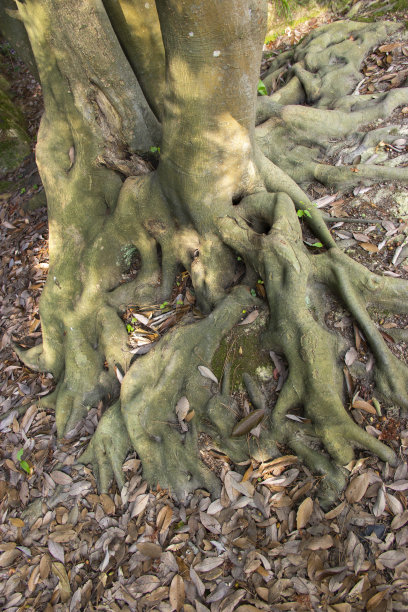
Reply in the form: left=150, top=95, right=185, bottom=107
left=9, top=0, right=408, bottom=505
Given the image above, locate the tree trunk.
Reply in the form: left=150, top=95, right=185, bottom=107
left=12, top=0, right=408, bottom=505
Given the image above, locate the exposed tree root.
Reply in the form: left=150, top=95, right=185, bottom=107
left=257, top=20, right=408, bottom=190
left=13, top=9, right=408, bottom=507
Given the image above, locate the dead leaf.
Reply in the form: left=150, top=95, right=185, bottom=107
left=353, top=541, right=365, bottom=574
left=325, top=501, right=346, bottom=520
left=238, top=309, right=259, bottom=325
left=131, top=493, right=149, bottom=517
left=345, top=347, right=358, bottom=366
left=52, top=562, right=72, bottom=603
left=194, top=557, right=224, bottom=572
left=156, top=505, right=173, bottom=532
left=359, top=242, right=378, bottom=253
left=345, top=473, right=369, bottom=503
left=114, top=365, right=124, bottom=383
left=100, top=493, right=115, bottom=515
left=366, top=589, right=391, bottom=610
left=353, top=232, right=370, bottom=242
left=198, top=365, right=218, bottom=384
left=199, top=511, right=221, bottom=534
left=305, top=534, right=334, bottom=550
left=28, top=565, right=40, bottom=592
left=190, top=567, right=205, bottom=597
left=137, top=542, right=162, bottom=559
left=169, top=574, right=185, bottom=612
left=39, top=554, right=51, bottom=580
left=175, top=396, right=189, bottom=421
left=296, top=497, right=313, bottom=530
left=378, top=42, right=401, bottom=53
left=231, top=409, right=265, bottom=436
left=48, top=539, right=65, bottom=563
left=50, top=470, right=73, bottom=485
left=391, top=510, right=408, bottom=530
left=377, top=549, right=406, bottom=569
left=372, top=487, right=386, bottom=517
left=386, top=492, right=403, bottom=516
left=352, top=399, right=377, bottom=415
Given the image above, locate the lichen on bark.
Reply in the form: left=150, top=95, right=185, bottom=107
left=10, top=0, right=408, bottom=505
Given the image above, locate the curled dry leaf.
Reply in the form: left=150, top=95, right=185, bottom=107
left=231, top=409, right=265, bottom=437
left=352, top=399, right=377, bottom=415
left=296, top=496, right=313, bottom=530
left=198, top=365, right=218, bottom=384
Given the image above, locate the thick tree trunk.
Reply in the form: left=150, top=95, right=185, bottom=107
left=11, top=0, right=408, bottom=505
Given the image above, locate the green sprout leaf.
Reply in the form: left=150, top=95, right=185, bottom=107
left=250, top=288, right=256, bottom=297
left=257, top=279, right=264, bottom=284
left=237, top=256, right=242, bottom=261
left=149, top=146, right=160, bottom=154
left=257, top=79, right=268, bottom=96
left=312, top=242, right=323, bottom=248
left=17, top=448, right=24, bottom=461
left=160, top=301, right=169, bottom=309
left=126, top=324, right=134, bottom=333
left=297, top=209, right=312, bottom=218
left=20, top=187, right=26, bottom=195
left=20, top=460, right=31, bottom=474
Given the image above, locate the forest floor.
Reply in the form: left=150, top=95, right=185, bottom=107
left=1, top=2, right=408, bottom=611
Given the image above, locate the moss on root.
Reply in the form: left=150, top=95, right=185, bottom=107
left=211, top=306, right=273, bottom=390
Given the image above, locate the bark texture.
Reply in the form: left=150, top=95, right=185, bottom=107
left=11, top=0, right=408, bottom=505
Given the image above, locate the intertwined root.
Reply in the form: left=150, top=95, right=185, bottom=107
left=14, top=19, right=408, bottom=504
left=257, top=20, right=408, bottom=190
left=76, top=183, right=404, bottom=505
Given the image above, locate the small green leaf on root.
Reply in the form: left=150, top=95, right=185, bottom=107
left=257, top=79, right=268, bottom=96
